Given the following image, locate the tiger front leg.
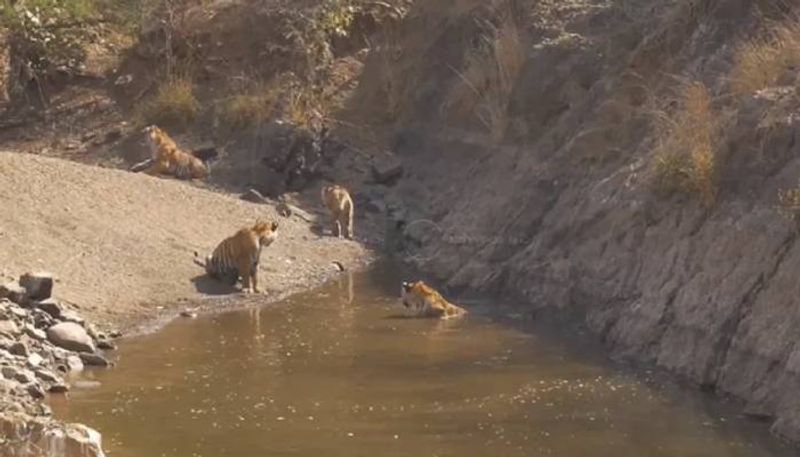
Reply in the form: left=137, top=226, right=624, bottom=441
left=330, top=215, right=342, bottom=238
left=250, top=262, right=262, bottom=294
left=238, top=260, right=254, bottom=294
left=341, top=213, right=353, bottom=240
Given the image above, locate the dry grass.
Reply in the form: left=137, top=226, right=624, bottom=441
left=443, top=11, right=524, bottom=142
left=730, top=18, right=800, bottom=96
left=778, top=186, right=800, bottom=222
left=134, top=77, right=200, bottom=128
left=220, top=83, right=281, bottom=130
left=651, top=82, right=720, bottom=206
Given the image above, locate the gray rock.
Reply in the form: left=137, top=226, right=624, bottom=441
left=59, top=310, right=85, bottom=325
left=1, top=366, right=18, bottom=380
left=371, top=155, right=404, bottom=185
left=65, top=355, right=84, bottom=372
left=48, top=383, right=69, bottom=394
left=9, top=341, right=28, bottom=357
left=9, top=306, right=28, bottom=320
left=97, top=340, right=117, bottom=350
left=47, top=322, right=95, bottom=353
left=26, top=353, right=43, bottom=369
left=26, top=382, right=45, bottom=399
left=32, top=309, right=55, bottom=329
left=19, top=272, right=54, bottom=300
left=179, top=310, right=197, bottom=319
left=79, top=352, right=109, bottom=367
left=14, top=369, right=34, bottom=384
left=109, top=330, right=123, bottom=339
left=34, top=368, right=60, bottom=383
left=0, top=282, right=27, bottom=305
left=73, top=380, right=101, bottom=389
left=24, top=325, right=46, bottom=341
left=36, top=299, right=62, bottom=319
left=130, top=157, right=154, bottom=172
left=241, top=188, right=268, bottom=204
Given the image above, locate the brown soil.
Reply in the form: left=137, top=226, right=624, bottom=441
left=0, top=152, right=374, bottom=332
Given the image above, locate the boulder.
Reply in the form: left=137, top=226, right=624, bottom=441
left=36, top=299, right=63, bottom=319
left=371, top=155, right=404, bottom=185
left=0, top=319, right=19, bottom=337
left=14, top=369, right=34, bottom=384
left=9, top=341, right=28, bottom=357
left=79, top=352, right=109, bottom=367
left=34, top=369, right=60, bottom=383
left=48, top=383, right=69, bottom=393
left=59, top=310, right=85, bottom=325
left=19, top=272, right=54, bottom=300
left=27, top=353, right=44, bottom=369
left=24, top=324, right=47, bottom=341
left=65, top=355, right=84, bottom=372
left=26, top=382, right=45, bottom=399
left=96, top=339, right=117, bottom=350
left=0, top=282, right=27, bottom=305
left=1, top=366, right=19, bottom=380
left=47, top=323, right=95, bottom=353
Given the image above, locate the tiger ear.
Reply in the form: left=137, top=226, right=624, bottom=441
left=271, top=221, right=279, bottom=231
left=402, top=281, right=413, bottom=292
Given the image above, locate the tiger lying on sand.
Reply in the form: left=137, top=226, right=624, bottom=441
left=400, top=280, right=467, bottom=319
left=194, top=220, right=279, bottom=294
left=133, top=125, right=210, bottom=180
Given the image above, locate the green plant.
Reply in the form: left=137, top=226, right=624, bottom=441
left=651, top=82, right=720, bottom=206
left=0, top=0, right=95, bottom=99
left=134, top=77, right=199, bottom=127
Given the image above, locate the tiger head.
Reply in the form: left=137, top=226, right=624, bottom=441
left=252, top=220, right=279, bottom=247
left=400, top=280, right=466, bottom=319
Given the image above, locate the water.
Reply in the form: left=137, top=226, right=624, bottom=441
left=52, top=263, right=795, bottom=457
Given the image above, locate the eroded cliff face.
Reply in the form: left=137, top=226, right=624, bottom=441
left=0, top=414, right=104, bottom=457
left=350, top=0, right=800, bottom=443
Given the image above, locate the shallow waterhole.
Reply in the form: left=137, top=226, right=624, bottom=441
left=51, top=262, right=795, bottom=457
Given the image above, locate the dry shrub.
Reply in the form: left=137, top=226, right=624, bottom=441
left=443, top=11, right=524, bottom=142
left=134, top=77, right=199, bottom=127
left=286, top=85, right=325, bottom=131
left=651, top=82, right=720, bottom=206
left=778, top=187, right=800, bottom=222
left=220, top=84, right=280, bottom=129
left=730, top=18, right=800, bottom=96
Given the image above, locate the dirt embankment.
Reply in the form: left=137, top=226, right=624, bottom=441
left=346, top=0, right=800, bottom=445
left=0, top=152, right=372, bottom=331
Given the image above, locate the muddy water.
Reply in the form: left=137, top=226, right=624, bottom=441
left=52, top=263, right=794, bottom=457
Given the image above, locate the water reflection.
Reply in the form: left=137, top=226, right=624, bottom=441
left=52, top=262, right=795, bottom=457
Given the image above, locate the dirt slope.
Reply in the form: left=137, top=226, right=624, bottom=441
left=0, top=152, right=370, bottom=329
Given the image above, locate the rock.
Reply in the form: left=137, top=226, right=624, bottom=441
left=0, top=319, right=18, bottom=337
left=32, top=309, right=56, bottom=329
left=9, top=341, right=28, bottom=357
left=96, top=339, right=117, bottom=350
left=104, top=128, right=123, bottom=143
left=241, top=188, right=268, bottom=204
left=79, top=352, right=109, bottom=367
left=2, top=366, right=18, bottom=380
left=276, top=202, right=293, bottom=217
left=179, top=309, right=197, bottom=319
left=85, top=323, right=100, bottom=340
left=49, top=383, right=69, bottom=393
left=24, top=325, right=46, bottom=341
left=0, top=282, right=27, bottom=305
left=34, top=368, right=60, bottom=383
left=60, top=310, right=85, bottom=325
left=36, top=299, right=62, bottom=319
left=26, top=382, right=45, bottom=399
left=14, top=369, right=34, bottom=384
left=191, top=146, right=219, bottom=163
left=66, top=355, right=84, bottom=372
left=332, top=261, right=346, bottom=272
left=109, top=330, right=123, bottom=339
left=9, top=306, right=28, bottom=319
left=47, top=323, right=95, bottom=353
left=371, top=155, right=404, bottom=185
left=19, top=272, right=54, bottom=300
left=27, top=353, right=44, bottom=369
left=130, top=158, right=154, bottom=173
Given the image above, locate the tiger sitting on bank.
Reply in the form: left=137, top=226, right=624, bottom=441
left=194, top=220, right=279, bottom=294
left=400, top=281, right=467, bottom=319
left=137, top=125, right=209, bottom=180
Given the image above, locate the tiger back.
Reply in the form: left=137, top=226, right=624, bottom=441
left=400, top=280, right=466, bottom=319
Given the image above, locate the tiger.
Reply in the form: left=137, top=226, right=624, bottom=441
left=320, top=184, right=354, bottom=239
left=141, top=125, right=208, bottom=180
left=400, top=280, right=467, bottom=319
left=193, top=220, right=279, bottom=294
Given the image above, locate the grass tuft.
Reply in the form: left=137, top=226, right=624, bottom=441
left=134, top=77, right=200, bottom=128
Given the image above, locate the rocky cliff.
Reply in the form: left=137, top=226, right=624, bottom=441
left=349, top=0, right=800, bottom=443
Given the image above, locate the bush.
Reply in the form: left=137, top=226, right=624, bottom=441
left=730, top=19, right=800, bottom=96
left=651, top=82, right=720, bottom=206
left=220, top=84, right=281, bottom=130
left=134, top=77, right=199, bottom=127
